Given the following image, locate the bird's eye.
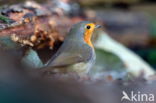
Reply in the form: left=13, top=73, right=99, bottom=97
left=86, top=25, right=91, bottom=29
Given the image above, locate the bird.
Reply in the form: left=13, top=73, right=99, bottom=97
left=43, top=21, right=101, bottom=76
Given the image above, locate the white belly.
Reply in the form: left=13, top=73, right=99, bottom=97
left=68, top=58, right=95, bottom=75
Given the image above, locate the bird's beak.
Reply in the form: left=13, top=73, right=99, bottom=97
left=95, top=25, right=102, bottom=29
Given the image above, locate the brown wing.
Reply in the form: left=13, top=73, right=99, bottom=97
left=47, top=52, right=84, bottom=67
left=46, top=39, right=93, bottom=68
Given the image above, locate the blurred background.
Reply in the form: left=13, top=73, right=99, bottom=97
left=0, top=0, right=156, bottom=103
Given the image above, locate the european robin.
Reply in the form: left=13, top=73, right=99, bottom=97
left=45, top=21, right=101, bottom=75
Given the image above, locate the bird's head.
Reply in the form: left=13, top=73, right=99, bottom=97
left=67, top=21, right=101, bottom=48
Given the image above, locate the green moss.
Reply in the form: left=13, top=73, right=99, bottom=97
left=94, top=48, right=125, bottom=71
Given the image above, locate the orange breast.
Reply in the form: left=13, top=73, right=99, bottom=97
left=84, top=23, right=95, bottom=48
